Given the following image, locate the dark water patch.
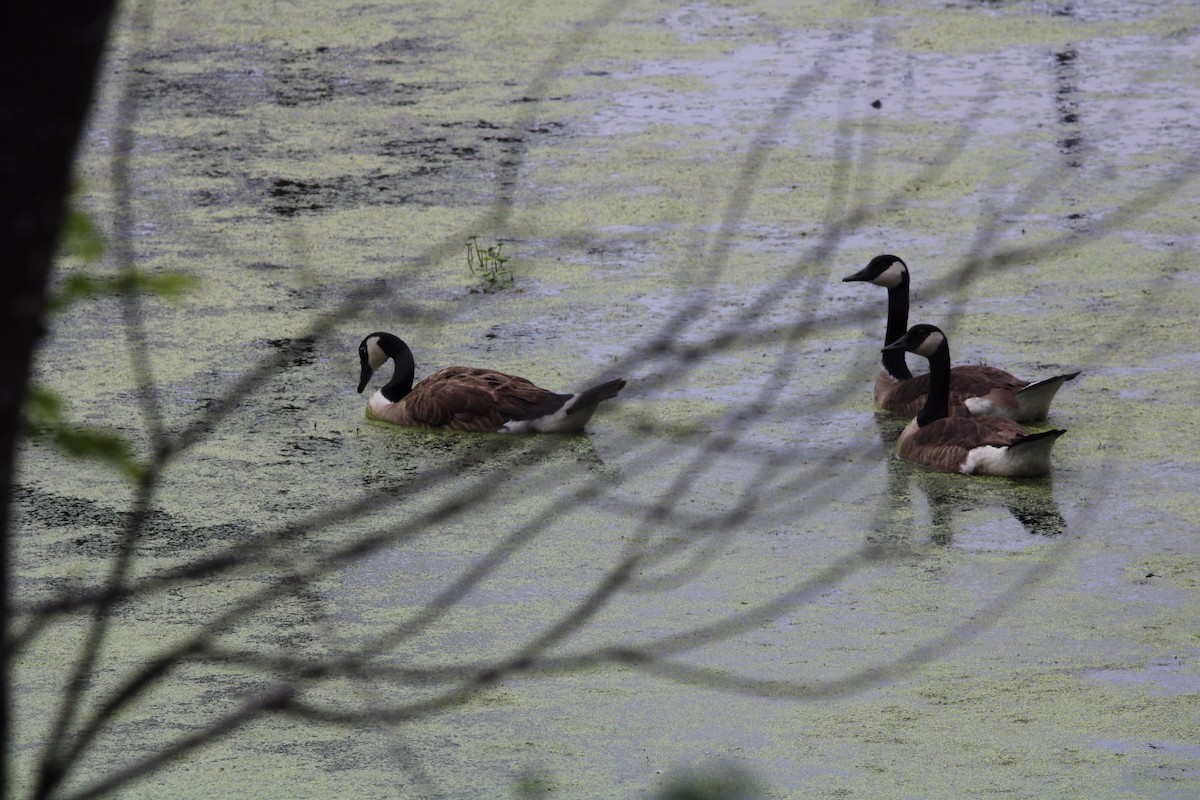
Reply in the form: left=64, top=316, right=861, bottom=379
left=132, top=39, right=573, bottom=215
left=265, top=336, right=318, bottom=368
left=132, top=65, right=263, bottom=120
left=280, top=432, right=346, bottom=458
left=129, top=35, right=532, bottom=214
left=137, top=38, right=434, bottom=115
left=526, top=120, right=565, bottom=135
left=271, top=64, right=337, bottom=107
left=355, top=426, right=613, bottom=492
left=193, top=188, right=235, bottom=208
left=1008, top=503, right=1068, bottom=537
left=267, top=177, right=328, bottom=216
left=257, top=160, right=509, bottom=215
left=238, top=586, right=328, bottom=650
left=378, top=133, right=484, bottom=163
left=13, top=484, right=257, bottom=559
left=367, top=36, right=429, bottom=65
left=513, top=94, right=569, bottom=104
left=173, top=669, right=280, bottom=707
left=269, top=47, right=404, bottom=107
left=251, top=735, right=370, bottom=775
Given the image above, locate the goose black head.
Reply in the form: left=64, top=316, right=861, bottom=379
left=357, top=332, right=390, bottom=393
left=882, top=323, right=947, bottom=359
left=842, top=254, right=909, bottom=289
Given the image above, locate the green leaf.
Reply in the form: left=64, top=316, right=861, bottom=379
left=26, top=385, right=146, bottom=482
left=26, top=387, right=64, bottom=422
left=47, top=269, right=199, bottom=313
left=61, top=206, right=106, bottom=261
left=130, top=271, right=199, bottom=302
left=47, top=273, right=102, bottom=312
left=53, top=427, right=145, bottom=481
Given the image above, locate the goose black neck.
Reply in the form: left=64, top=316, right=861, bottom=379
left=881, top=276, right=912, bottom=380
left=916, top=340, right=952, bottom=427
left=379, top=336, right=416, bottom=402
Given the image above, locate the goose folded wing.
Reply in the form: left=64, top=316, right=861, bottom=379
left=949, top=365, right=1025, bottom=409
left=910, top=416, right=1030, bottom=451
left=887, top=366, right=1025, bottom=416
left=881, top=372, right=932, bottom=409
left=408, top=367, right=567, bottom=432
left=882, top=372, right=973, bottom=417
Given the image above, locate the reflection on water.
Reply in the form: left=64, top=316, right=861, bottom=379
left=355, top=422, right=615, bottom=492
left=872, top=412, right=1066, bottom=546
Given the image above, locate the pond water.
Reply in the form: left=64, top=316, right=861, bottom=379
left=12, top=1, right=1200, bottom=798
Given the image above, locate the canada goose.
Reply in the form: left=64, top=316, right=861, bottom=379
left=357, top=332, right=626, bottom=433
left=843, top=254, right=1079, bottom=420
left=882, top=324, right=1065, bottom=476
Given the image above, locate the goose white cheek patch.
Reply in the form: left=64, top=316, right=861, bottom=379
left=366, top=337, right=388, bottom=369
left=875, top=261, right=906, bottom=288
left=914, top=331, right=946, bottom=358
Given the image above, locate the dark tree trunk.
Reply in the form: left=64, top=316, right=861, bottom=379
left=1, top=2, right=119, bottom=795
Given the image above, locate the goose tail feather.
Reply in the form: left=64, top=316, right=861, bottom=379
left=503, top=378, right=626, bottom=434
left=567, top=378, right=627, bottom=412
left=1013, top=372, right=1081, bottom=421
left=963, top=428, right=1066, bottom=477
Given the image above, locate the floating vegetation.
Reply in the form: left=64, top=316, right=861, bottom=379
left=466, top=236, right=514, bottom=291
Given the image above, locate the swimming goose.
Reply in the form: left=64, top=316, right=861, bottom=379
left=843, top=254, right=1079, bottom=420
left=357, top=332, right=626, bottom=433
left=882, top=324, right=1065, bottom=476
